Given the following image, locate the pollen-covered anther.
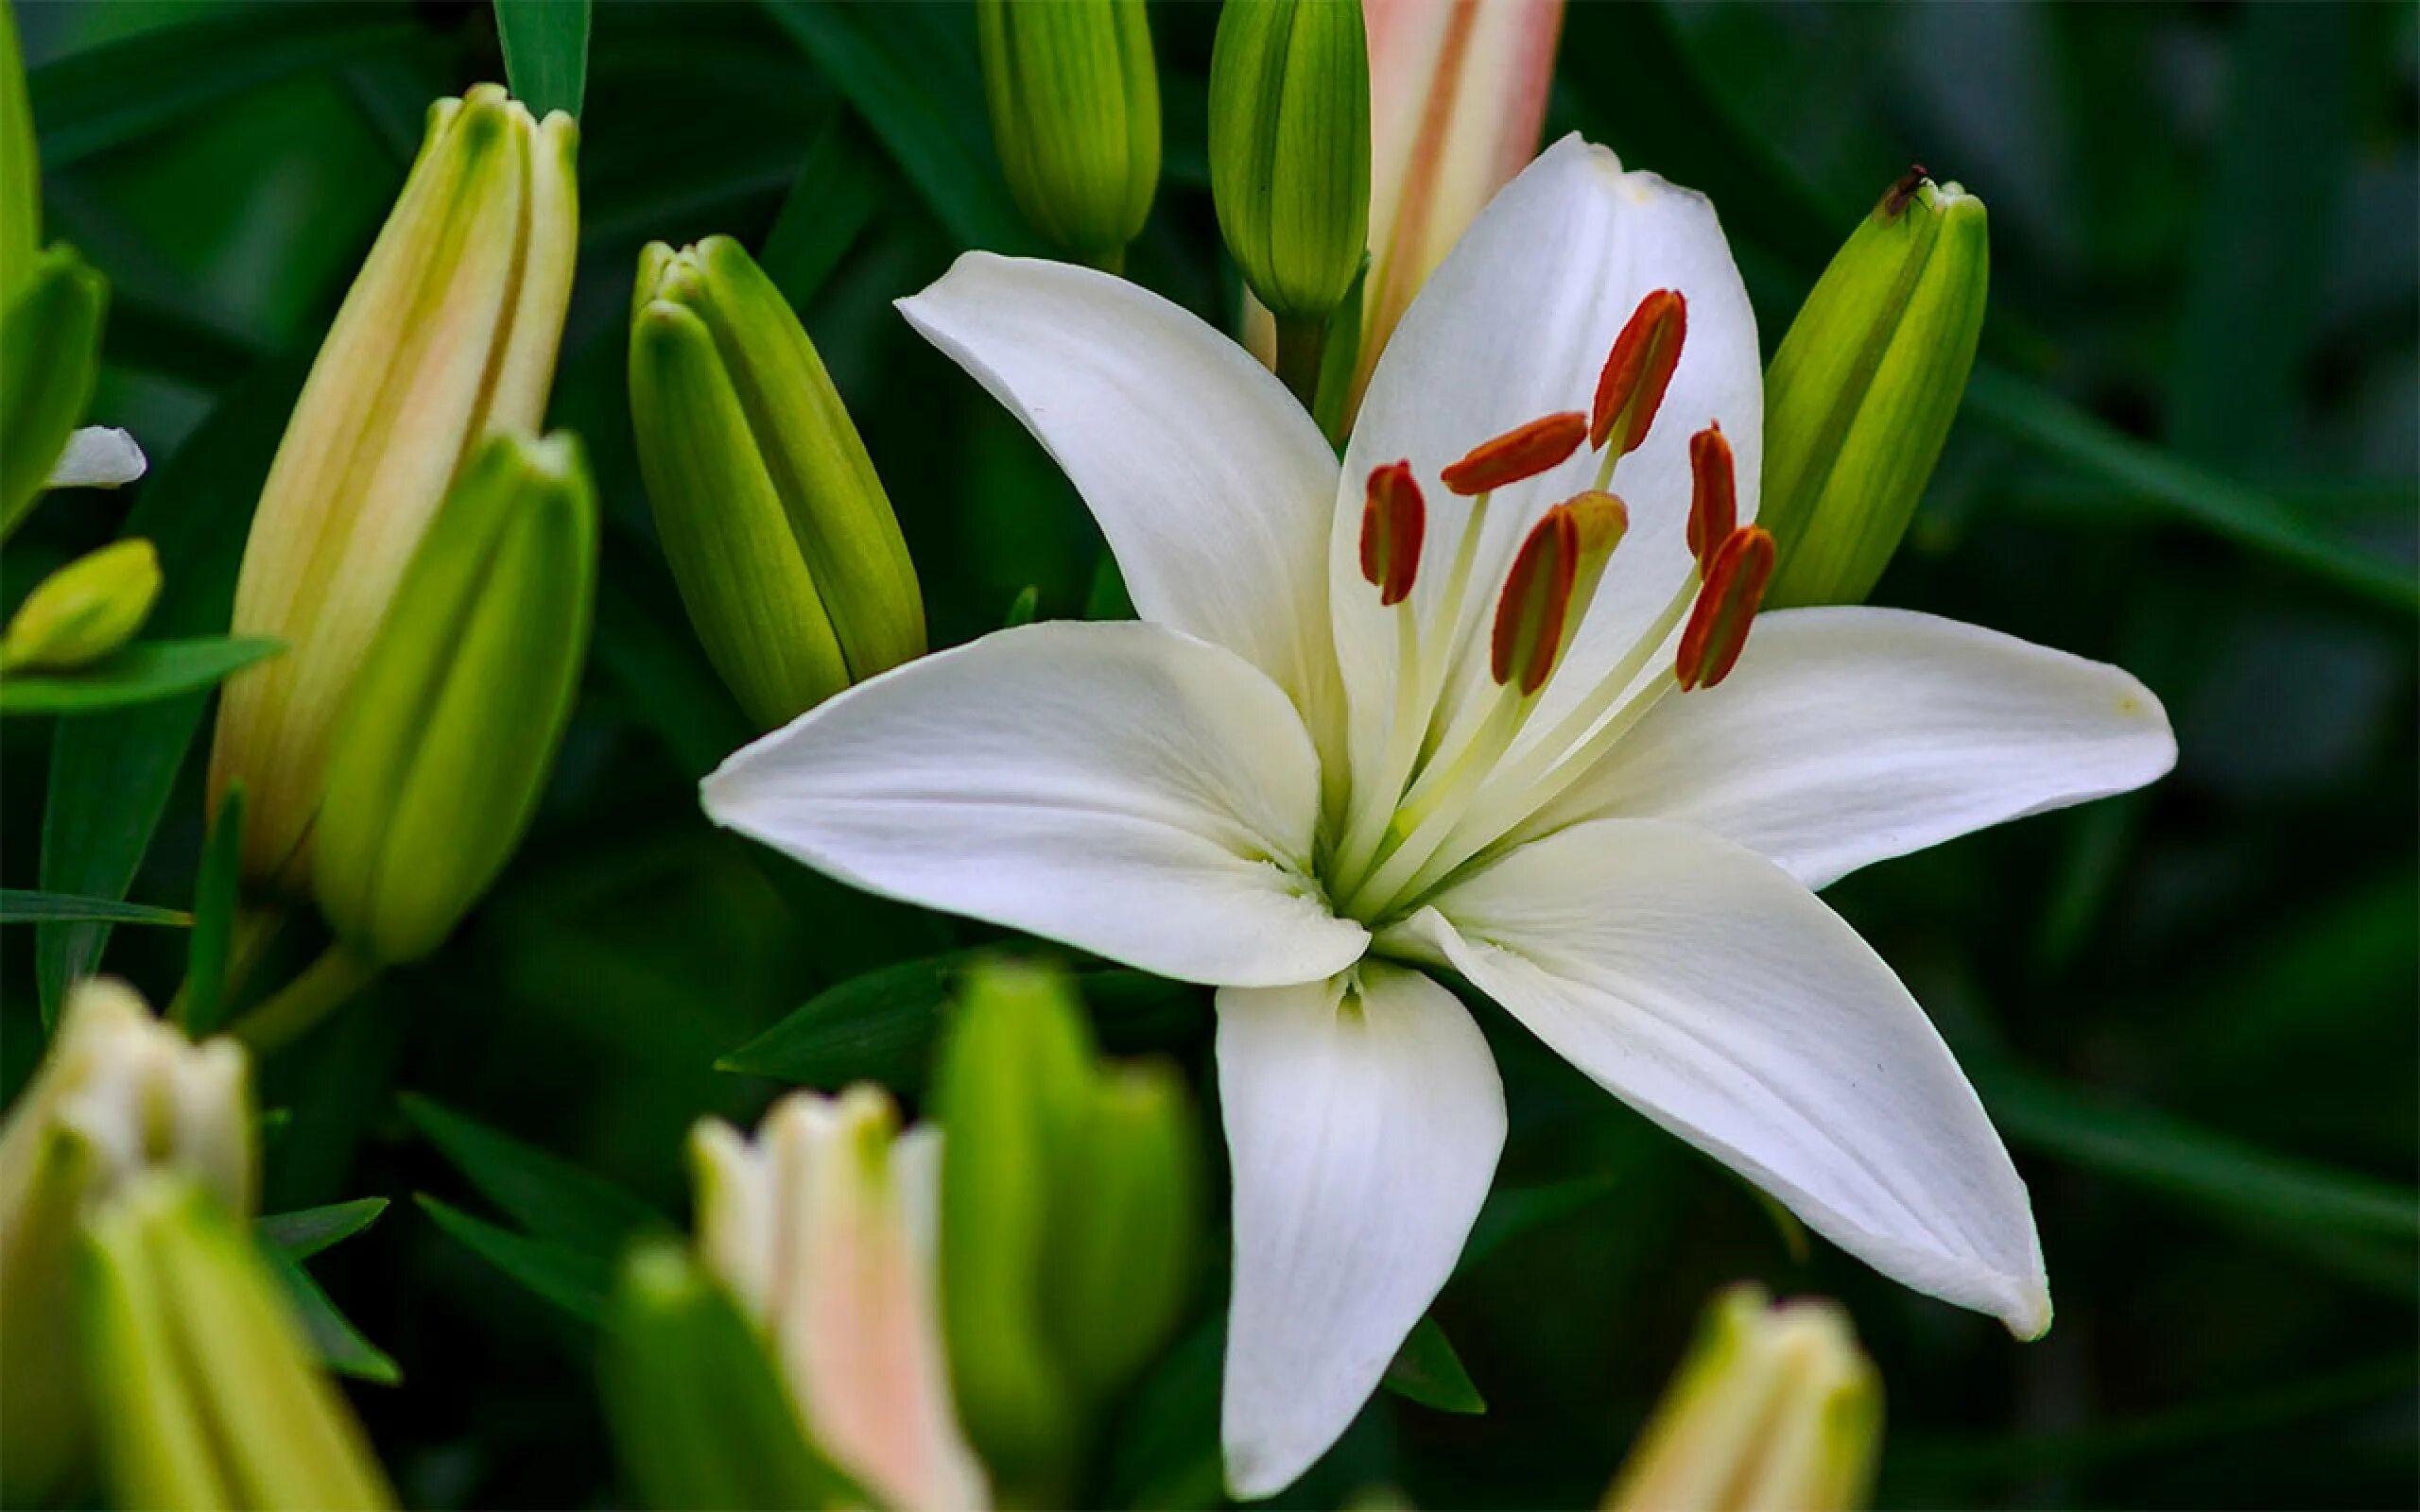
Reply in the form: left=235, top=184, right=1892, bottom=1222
left=1359, top=461, right=1426, bottom=606
left=1590, top=289, right=1686, bottom=454
left=1490, top=507, right=1580, bottom=695
left=1440, top=411, right=1588, bottom=496
left=1675, top=525, right=1775, bottom=693
left=1686, top=422, right=1735, bottom=569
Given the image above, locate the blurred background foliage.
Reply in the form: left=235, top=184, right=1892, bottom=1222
left=3, top=1, right=2414, bottom=1507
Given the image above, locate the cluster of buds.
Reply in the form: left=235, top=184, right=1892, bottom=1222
left=976, top=0, right=1162, bottom=270
left=629, top=236, right=925, bottom=731
left=1604, top=1285, right=1883, bottom=1512
left=0, top=981, right=389, bottom=1508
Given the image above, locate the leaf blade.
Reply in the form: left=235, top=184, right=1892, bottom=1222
left=493, top=0, right=591, bottom=120
left=0, top=637, right=283, bottom=716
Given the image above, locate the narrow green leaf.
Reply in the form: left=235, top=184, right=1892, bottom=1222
left=1458, top=1174, right=1618, bottom=1276
left=1, top=637, right=282, bottom=716
left=0, top=889, right=189, bottom=926
left=401, top=1094, right=667, bottom=1258
left=757, top=113, right=884, bottom=311
left=258, top=1198, right=389, bottom=1262
left=1382, top=1314, right=1486, bottom=1415
left=493, top=0, right=591, bottom=120
left=181, top=784, right=246, bottom=1037
left=36, top=354, right=307, bottom=1025
left=757, top=0, right=1033, bottom=252
left=416, top=1194, right=611, bottom=1326
left=258, top=1240, right=401, bottom=1385
left=1963, top=365, right=2418, bottom=614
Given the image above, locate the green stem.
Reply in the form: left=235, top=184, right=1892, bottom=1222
left=227, top=942, right=379, bottom=1055
left=1273, top=312, right=1328, bottom=412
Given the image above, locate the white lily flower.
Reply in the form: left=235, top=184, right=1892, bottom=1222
left=702, top=135, right=2175, bottom=1499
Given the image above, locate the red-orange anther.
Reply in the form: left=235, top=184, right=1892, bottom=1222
left=1590, top=289, right=1686, bottom=454
left=1491, top=507, right=1580, bottom=695
left=1359, top=461, right=1426, bottom=606
left=1676, top=526, right=1774, bottom=692
left=1686, top=422, right=1735, bottom=569
left=1440, top=411, right=1588, bottom=496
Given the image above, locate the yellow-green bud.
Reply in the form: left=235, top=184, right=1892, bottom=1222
left=2, top=538, right=162, bottom=673
left=210, top=84, right=578, bottom=893
left=629, top=236, right=925, bottom=730
left=0, top=980, right=256, bottom=1505
left=1208, top=0, right=1372, bottom=321
left=1602, top=1286, right=1882, bottom=1512
left=76, top=1175, right=394, bottom=1510
left=977, top=0, right=1161, bottom=267
left=1760, top=169, right=1989, bottom=609
left=0, top=244, right=107, bottom=539
left=312, top=432, right=596, bottom=966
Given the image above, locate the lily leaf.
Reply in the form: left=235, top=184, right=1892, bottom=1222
left=1382, top=1314, right=1486, bottom=1415
left=401, top=1094, right=668, bottom=1257
left=260, top=1238, right=401, bottom=1385
left=181, top=783, right=246, bottom=1037
left=758, top=112, right=884, bottom=311
left=0, top=888, right=188, bottom=926
left=259, top=1197, right=389, bottom=1262
left=1459, top=1173, right=1619, bottom=1276
left=1, top=636, right=282, bottom=715
left=493, top=0, right=590, bottom=120
left=417, top=1194, right=612, bottom=1327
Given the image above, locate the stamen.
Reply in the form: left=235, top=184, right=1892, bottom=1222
left=1590, top=290, right=1686, bottom=455
left=1490, top=508, right=1579, bottom=695
left=1675, top=526, right=1774, bottom=691
left=1359, top=462, right=1426, bottom=606
left=1440, top=412, right=1587, bottom=496
left=1685, top=423, right=1734, bottom=569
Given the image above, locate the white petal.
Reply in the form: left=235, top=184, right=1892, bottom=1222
left=44, top=426, right=147, bottom=489
left=899, top=253, right=1347, bottom=761
left=1218, top=964, right=1505, bottom=1500
left=1329, top=136, right=1763, bottom=794
left=702, top=621, right=1366, bottom=988
left=1512, top=607, right=2178, bottom=889
left=1397, top=819, right=2049, bottom=1336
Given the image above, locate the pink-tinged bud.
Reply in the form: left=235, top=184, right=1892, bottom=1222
left=1686, top=422, right=1735, bottom=568
left=1591, top=289, right=1685, bottom=454
left=1359, top=461, right=1426, bottom=605
left=1676, top=526, right=1775, bottom=692
left=1491, top=507, right=1578, bottom=695
left=1440, top=410, right=1586, bottom=496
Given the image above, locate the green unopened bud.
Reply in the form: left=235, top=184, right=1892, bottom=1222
left=210, top=84, right=578, bottom=893
left=977, top=0, right=1161, bottom=267
left=0, top=244, right=107, bottom=538
left=77, top=1176, right=393, bottom=1510
left=630, top=236, right=925, bottom=730
left=1760, top=169, right=1989, bottom=609
left=601, top=1239, right=857, bottom=1511
left=312, top=432, right=596, bottom=965
left=2, top=538, right=162, bottom=673
left=1039, top=1062, right=1201, bottom=1397
left=1602, top=1286, right=1882, bottom=1512
left=933, top=960, right=1096, bottom=1491
left=1208, top=0, right=1371, bottom=321
left=0, top=980, right=256, bottom=1505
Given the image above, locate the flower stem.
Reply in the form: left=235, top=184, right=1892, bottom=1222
left=1273, top=313, right=1328, bottom=412
left=227, top=942, right=379, bottom=1055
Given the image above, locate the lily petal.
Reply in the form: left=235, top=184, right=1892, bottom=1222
left=1218, top=963, right=1505, bottom=1499
left=44, top=426, right=147, bottom=490
left=1509, top=607, right=2178, bottom=889
left=703, top=621, right=1367, bottom=988
left=1331, top=137, right=1762, bottom=793
left=899, top=254, right=1346, bottom=763
left=1397, top=819, right=2049, bottom=1336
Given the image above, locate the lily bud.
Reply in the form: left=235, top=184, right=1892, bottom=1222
left=976, top=0, right=1161, bottom=267
left=690, top=1089, right=987, bottom=1512
left=1602, top=1286, right=1882, bottom=1512
left=1209, top=0, right=1372, bottom=321
left=0, top=244, right=107, bottom=538
left=77, top=1176, right=393, bottom=1510
left=210, top=84, right=578, bottom=892
left=630, top=236, right=925, bottom=730
left=312, top=432, right=596, bottom=966
left=2, top=537, right=161, bottom=673
left=0, top=980, right=256, bottom=1505
left=1760, top=169, right=1988, bottom=609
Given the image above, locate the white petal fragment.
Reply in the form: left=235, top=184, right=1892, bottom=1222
left=899, top=254, right=1345, bottom=748
left=1515, top=607, right=2179, bottom=888
left=703, top=621, right=1367, bottom=988
left=45, top=426, right=148, bottom=490
left=1218, top=965, right=1506, bottom=1500
left=1403, top=819, right=2049, bottom=1336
